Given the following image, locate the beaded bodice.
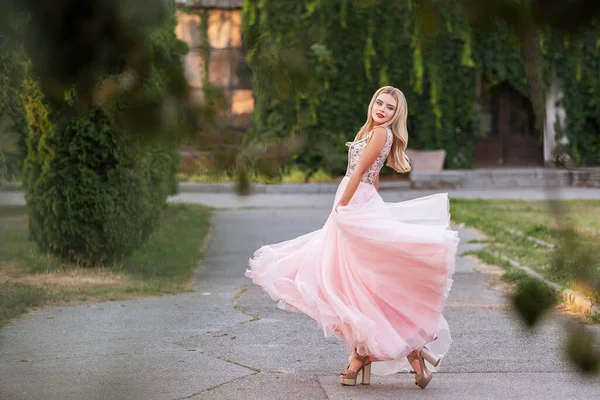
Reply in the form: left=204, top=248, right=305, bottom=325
left=345, top=127, right=393, bottom=185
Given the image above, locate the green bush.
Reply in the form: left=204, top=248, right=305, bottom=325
left=308, top=168, right=333, bottom=183
left=23, top=5, right=184, bottom=265
left=281, top=166, right=308, bottom=184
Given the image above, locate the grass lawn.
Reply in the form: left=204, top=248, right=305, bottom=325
left=450, top=199, right=600, bottom=303
left=0, top=204, right=212, bottom=327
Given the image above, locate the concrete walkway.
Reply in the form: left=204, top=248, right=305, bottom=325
left=1, top=191, right=600, bottom=399
left=3, top=187, right=600, bottom=210
left=168, top=187, right=600, bottom=209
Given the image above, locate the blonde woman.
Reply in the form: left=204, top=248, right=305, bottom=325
left=246, top=86, right=458, bottom=389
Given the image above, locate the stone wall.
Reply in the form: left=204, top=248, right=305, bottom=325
left=572, top=168, right=600, bottom=188
left=175, top=7, right=253, bottom=130
left=409, top=168, right=600, bottom=189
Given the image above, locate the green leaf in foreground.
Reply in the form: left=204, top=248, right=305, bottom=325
left=566, top=323, right=600, bottom=375
left=512, top=277, right=558, bottom=328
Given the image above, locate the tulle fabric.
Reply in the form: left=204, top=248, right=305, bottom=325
left=245, top=176, right=459, bottom=374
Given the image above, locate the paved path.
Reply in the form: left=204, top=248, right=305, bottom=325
left=168, top=187, right=600, bottom=209
left=3, top=187, right=600, bottom=210
left=1, top=192, right=600, bottom=399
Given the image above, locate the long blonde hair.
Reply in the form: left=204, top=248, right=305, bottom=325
left=350, top=86, right=411, bottom=173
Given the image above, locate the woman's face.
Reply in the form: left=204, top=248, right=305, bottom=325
left=371, top=93, right=397, bottom=126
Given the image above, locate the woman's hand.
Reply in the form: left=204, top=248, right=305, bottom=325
left=335, top=201, right=348, bottom=212
left=337, top=127, right=388, bottom=207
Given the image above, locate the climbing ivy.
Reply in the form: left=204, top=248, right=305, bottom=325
left=554, top=22, right=600, bottom=166
left=243, top=0, right=600, bottom=172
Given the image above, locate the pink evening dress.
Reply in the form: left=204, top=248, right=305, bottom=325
left=245, top=127, right=459, bottom=375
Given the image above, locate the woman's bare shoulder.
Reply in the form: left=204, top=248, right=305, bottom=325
left=368, top=127, right=388, bottom=141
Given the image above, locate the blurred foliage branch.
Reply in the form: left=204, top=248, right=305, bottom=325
left=433, top=0, right=600, bottom=374
left=0, top=0, right=200, bottom=142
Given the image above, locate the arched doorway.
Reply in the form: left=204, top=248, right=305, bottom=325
left=475, top=82, right=543, bottom=167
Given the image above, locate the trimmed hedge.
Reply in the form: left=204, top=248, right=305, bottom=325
left=23, top=5, right=183, bottom=265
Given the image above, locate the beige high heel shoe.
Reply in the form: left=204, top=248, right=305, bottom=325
left=407, top=347, right=440, bottom=389
left=339, top=351, right=372, bottom=386
left=421, top=347, right=441, bottom=367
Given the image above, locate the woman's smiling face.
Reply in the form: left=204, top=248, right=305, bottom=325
left=371, top=93, right=397, bottom=126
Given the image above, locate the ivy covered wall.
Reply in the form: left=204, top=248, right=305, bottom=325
left=555, top=24, right=600, bottom=166
left=243, top=0, right=600, bottom=173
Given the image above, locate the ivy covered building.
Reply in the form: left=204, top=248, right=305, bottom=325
left=175, top=0, right=253, bottom=132
left=177, top=0, right=599, bottom=173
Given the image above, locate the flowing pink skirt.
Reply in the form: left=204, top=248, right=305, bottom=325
left=245, top=177, right=459, bottom=374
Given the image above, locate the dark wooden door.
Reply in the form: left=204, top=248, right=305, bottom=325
left=474, top=83, right=543, bottom=167
left=498, top=84, right=543, bottom=165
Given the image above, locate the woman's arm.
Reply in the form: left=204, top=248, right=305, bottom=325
left=374, top=176, right=379, bottom=191
left=336, top=127, right=387, bottom=209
